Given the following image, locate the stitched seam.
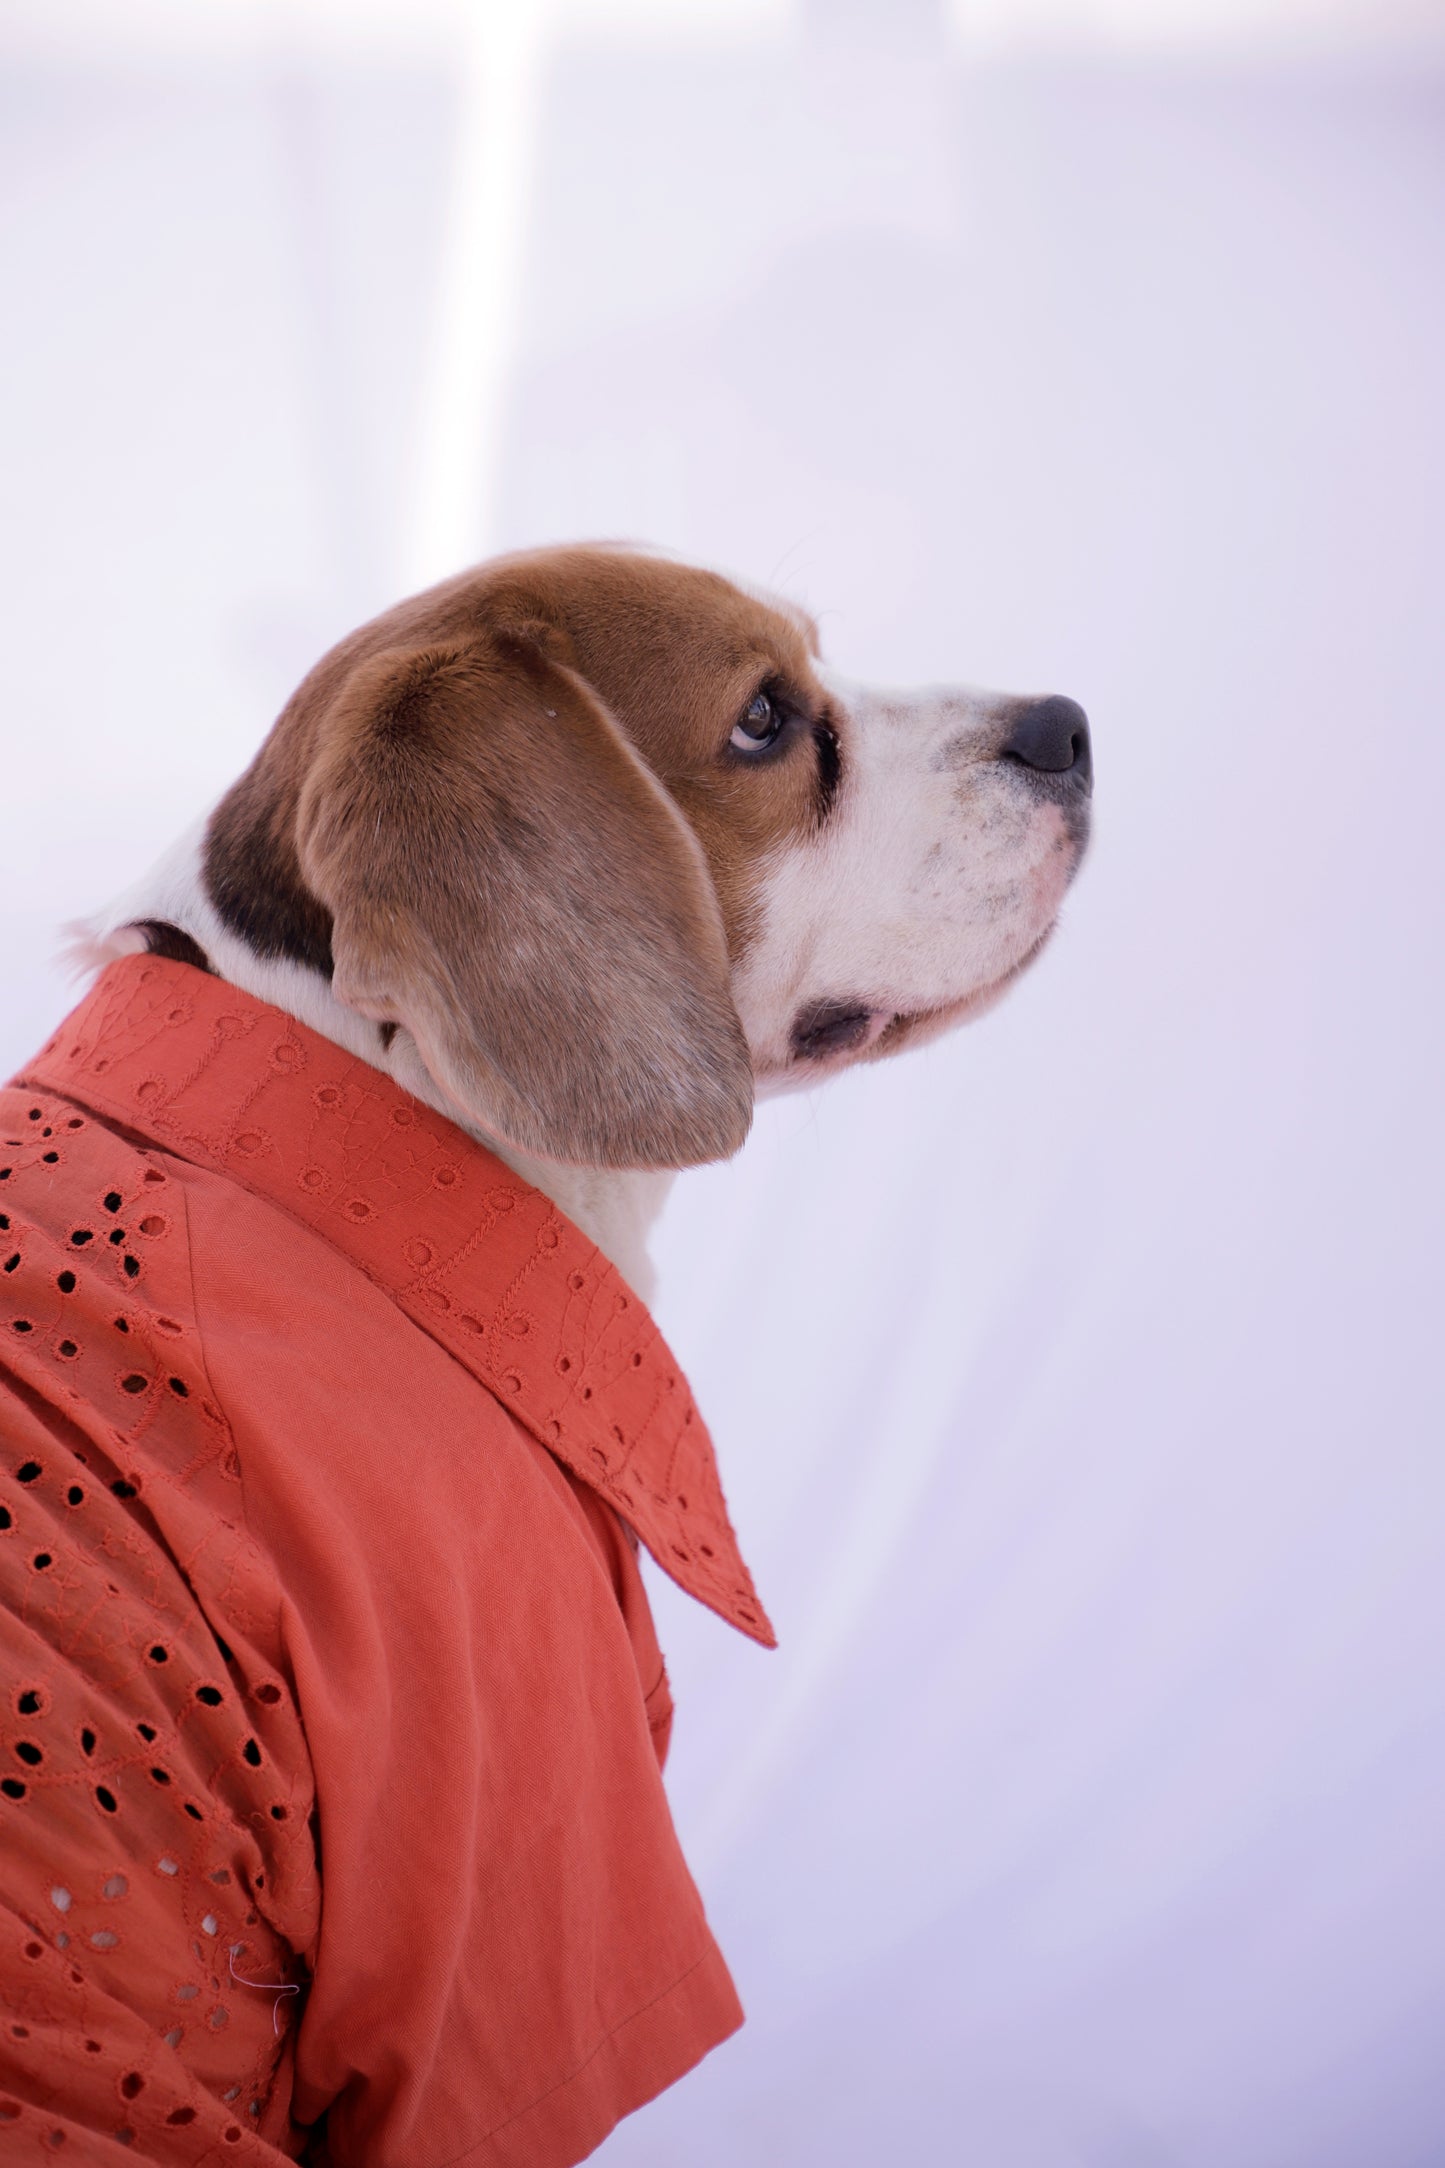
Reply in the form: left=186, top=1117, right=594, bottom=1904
left=429, top=1946, right=720, bottom=2168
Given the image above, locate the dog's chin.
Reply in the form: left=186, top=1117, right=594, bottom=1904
left=754, top=924, right=1058, bottom=1099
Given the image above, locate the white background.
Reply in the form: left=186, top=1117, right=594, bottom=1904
left=2, top=3, right=1443, bottom=2162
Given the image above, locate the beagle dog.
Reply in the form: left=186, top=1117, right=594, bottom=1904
left=79, top=544, right=1092, bottom=1294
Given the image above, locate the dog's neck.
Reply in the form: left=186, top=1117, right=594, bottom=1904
left=77, top=824, right=675, bottom=1303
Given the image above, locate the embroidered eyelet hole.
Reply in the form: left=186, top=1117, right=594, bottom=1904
left=433, top=1167, right=458, bottom=1189
left=0, top=1779, right=25, bottom=1800
left=57, top=1341, right=79, bottom=1360
left=102, top=1192, right=122, bottom=1213
left=315, top=1086, right=341, bottom=1108
left=17, top=1462, right=41, bottom=1484
left=41, top=1152, right=59, bottom=1165
left=631, top=1352, right=643, bottom=1368
left=0, top=1507, right=12, bottom=1531
left=698, top=1542, right=714, bottom=1558
left=154, top=1315, right=183, bottom=1336
left=568, top=1272, right=585, bottom=1292
left=31, top=1553, right=53, bottom=1573
left=113, top=1316, right=129, bottom=1334
left=118, top=2075, right=144, bottom=2102
left=148, top=1767, right=171, bottom=1786
left=253, top=1681, right=282, bottom=1705
left=103, top=1874, right=127, bottom=1899
left=95, top=1785, right=119, bottom=1814
left=56, top=1270, right=76, bottom=1293
left=12, top=1320, right=33, bottom=1334
left=147, top=1644, right=169, bottom=1665
left=195, top=1685, right=223, bottom=1707
left=241, top=1739, right=262, bottom=1767
left=270, top=1804, right=288, bottom=1820
left=108, top=1229, right=125, bottom=1246
left=110, top=1480, right=138, bottom=1499
left=165, top=2108, right=197, bottom=2128
left=137, top=1215, right=167, bottom=1238
left=136, top=1722, right=156, bottom=1741
left=502, top=1372, right=522, bottom=1395
left=80, top=1728, right=96, bottom=1755
left=539, top=1226, right=559, bottom=1250
left=167, top=1377, right=188, bottom=1397
left=580, top=1386, right=593, bottom=1402
left=66, top=1484, right=84, bottom=1504
left=3, top=1253, right=19, bottom=1275
left=120, top=1374, right=149, bottom=1395
left=183, top=1802, right=204, bottom=1822
left=557, top=1356, right=572, bottom=1375
left=343, top=1199, right=373, bottom=1222
left=122, top=1256, right=141, bottom=1278
left=14, top=1742, right=42, bottom=1766
left=89, top=1929, right=118, bottom=1950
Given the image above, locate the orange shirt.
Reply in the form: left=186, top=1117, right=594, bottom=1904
left=0, top=954, right=773, bottom=2165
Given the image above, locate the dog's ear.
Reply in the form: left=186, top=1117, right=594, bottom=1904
left=294, top=629, right=753, bottom=1170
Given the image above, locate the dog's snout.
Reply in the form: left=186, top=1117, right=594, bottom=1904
left=999, top=696, right=1092, bottom=791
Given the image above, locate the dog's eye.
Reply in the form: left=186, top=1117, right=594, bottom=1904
left=731, top=690, right=785, bottom=754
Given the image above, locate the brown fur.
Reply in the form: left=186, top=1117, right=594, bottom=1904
left=205, top=547, right=838, bottom=1169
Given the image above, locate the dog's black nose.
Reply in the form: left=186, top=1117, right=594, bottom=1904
left=1000, top=696, right=1092, bottom=789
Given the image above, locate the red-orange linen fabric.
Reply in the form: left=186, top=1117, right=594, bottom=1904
left=0, top=954, right=774, bottom=2166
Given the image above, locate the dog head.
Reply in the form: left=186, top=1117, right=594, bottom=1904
left=199, top=545, right=1091, bottom=1169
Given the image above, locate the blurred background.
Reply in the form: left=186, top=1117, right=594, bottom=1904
left=3, top=1, right=1444, bottom=2161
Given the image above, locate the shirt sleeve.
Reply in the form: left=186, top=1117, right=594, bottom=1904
left=186, top=1172, right=741, bottom=2168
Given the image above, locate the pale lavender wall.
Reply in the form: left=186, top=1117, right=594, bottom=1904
left=2, top=15, right=1443, bottom=2165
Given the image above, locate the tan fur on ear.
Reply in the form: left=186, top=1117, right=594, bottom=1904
left=295, top=629, right=754, bottom=1170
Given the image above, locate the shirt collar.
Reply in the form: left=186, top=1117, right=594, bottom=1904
left=18, top=954, right=775, bottom=1649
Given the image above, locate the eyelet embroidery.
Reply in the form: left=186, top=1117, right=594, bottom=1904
left=0, top=1083, right=316, bottom=2143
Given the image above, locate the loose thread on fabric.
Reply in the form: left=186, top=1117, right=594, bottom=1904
left=229, top=1944, right=301, bottom=2035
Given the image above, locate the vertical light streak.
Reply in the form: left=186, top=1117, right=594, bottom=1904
left=400, top=0, right=552, bottom=594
